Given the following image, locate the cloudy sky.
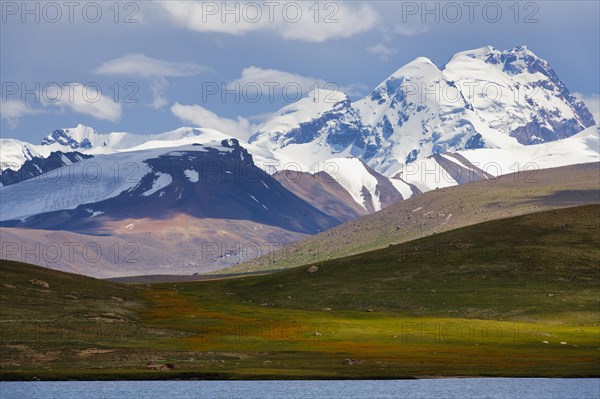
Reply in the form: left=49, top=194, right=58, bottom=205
left=1, top=1, right=599, bottom=143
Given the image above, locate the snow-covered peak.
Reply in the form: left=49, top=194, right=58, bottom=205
left=278, top=88, right=350, bottom=119
left=382, top=56, right=441, bottom=86
left=450, top=45, right=533, bottom=59
left=42, top=124, right=97, bottom=149
left=450, top=45, right=497, bottom=60
left=448, top=45, right=504, bottom=62
left=509, top=44, right=534, bottom=57
left=401, top=56, right=437, bottom=69
left=448, top=45, right=549, bottom=76
left=0, top=140, right=256, bottom=222
left=248, top=88, right=352, bottom=148
left=0, top=138, right=67, bottom=171
left=252, top=89, right=350, bottom=137
left=444, top=45, right=595, bottom=145
left=248, top=45, right=595, bottom=178
left=278, top=88, right=350, bottom=113
left=306, top=88, right=349, bottom=105
left=41, top=125, right=235, bottom=153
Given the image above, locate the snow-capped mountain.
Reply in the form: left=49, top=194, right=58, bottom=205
left=311, top=157, right=410, bottom=212
left=0, top=138, right=66, bottom=171
left=455, top=124, right=599, bottom=176
left=443, top=45, right=594, bottom=144
left=0, top=139, right=339, bottom=232
left=0, top=139, right=345, bottom=276
left=393, top=125, right=599, bottom=192
left=2, top=124, right=408, bottom=214
left=4, top=124, right=304, bottom=174
left=250, top=45, right=595, bottom=177
left=1, top=46, right=598, bottom=217
left=1, top=125, right=239, bottom=169
left=41, top=124, right=225, bottom=151
left=1, top=150, right=91, bottom=186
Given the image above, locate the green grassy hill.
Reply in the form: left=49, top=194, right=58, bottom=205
left=222, top=163, right=600, bottom=274
left=210, top=204, right=600, bottom=324
left=1, top=205, right=599, bottom=380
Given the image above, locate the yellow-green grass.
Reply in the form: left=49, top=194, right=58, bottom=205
left=135, top=286, right=599, bottom=378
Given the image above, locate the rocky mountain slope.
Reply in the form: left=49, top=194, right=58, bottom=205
left=222, top=162, right=600, bottom=274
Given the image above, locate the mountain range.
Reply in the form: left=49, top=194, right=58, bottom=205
left=0, top=45, right=598, bottom=277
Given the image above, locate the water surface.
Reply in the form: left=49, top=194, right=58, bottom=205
left=1, top=378, right=598, bottom=399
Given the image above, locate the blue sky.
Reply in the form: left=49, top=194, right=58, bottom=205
left=1, top=1, right=599, bottom=143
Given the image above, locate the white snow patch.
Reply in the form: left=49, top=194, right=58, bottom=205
left=457, top=125, right=599, bottom=177
left=401, top=157, right=459, bottom=192
left=184, top=169, right=199, bottom=183
left=389, top=178, right=414, bottom=200
left=142, top=173, right=172, bottom=197
left=315, top=157, right=383, bottom=212
left=0, top=151, right=153, bottom=221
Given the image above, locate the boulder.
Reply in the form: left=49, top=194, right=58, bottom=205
left=30, top=279, right=49, bottom=289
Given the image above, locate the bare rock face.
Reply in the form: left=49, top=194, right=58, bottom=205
left=307, top=265, right=319, bottom=273
left=273, top=170, right=367, bottom=223
left=30, top=279, right=49, bottom=289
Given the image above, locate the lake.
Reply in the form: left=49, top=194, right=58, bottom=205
left=1, top=378, right=598, bottom=399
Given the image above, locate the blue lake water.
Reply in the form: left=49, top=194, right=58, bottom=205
left=1, top=378, right=598, bottom=399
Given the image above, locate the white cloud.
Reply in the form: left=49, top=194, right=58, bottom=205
left=0, top=101, right=44, bottom=128
left=171, top=103, right=253, bottom=140
left=158, top=1, right=378, bottom=42
left=95, top=54, right=209, bottom=78
left=394, top=24, right=429, bottom=36
left=229, top=66, right=368, bottom=99
left=44, top=83, right=122, bottom=122
left=230, top=66, right=327, bottom=96
left=157, top=1, right=267, bottom=35
left=279, top=3, right=378, bottom=42
left=367, top=43, right=398, bottom=61
left=2, top=84, right=122, bottom=126
left=149, top=77, right=169, bottom=110
left=574, top=92, right=600, bottom=123
left=95, top=54, right=209, bottom=109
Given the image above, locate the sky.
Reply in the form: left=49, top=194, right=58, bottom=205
left=1, top=0, right=599, bottom=143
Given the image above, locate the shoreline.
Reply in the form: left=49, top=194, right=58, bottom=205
left=2, top=372, right=599, bottom=382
